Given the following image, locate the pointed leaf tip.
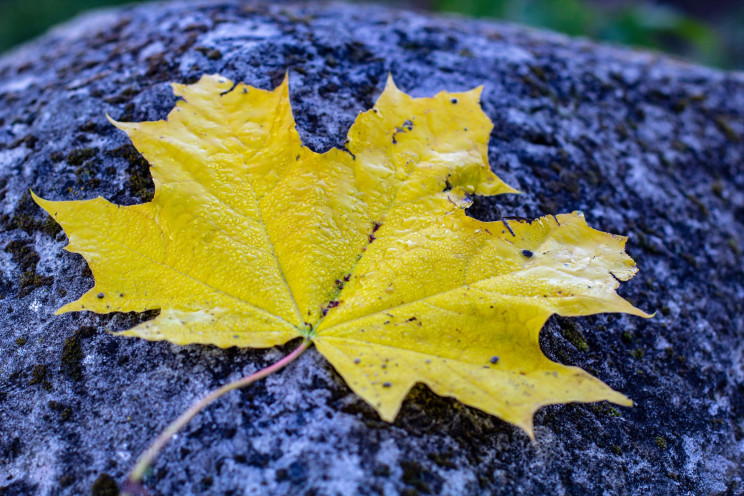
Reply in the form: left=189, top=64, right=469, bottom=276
left=385, top=72, right=396, bottom=88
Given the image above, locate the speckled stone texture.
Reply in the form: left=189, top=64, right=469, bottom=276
left=0, top=1, right=742, bottom=495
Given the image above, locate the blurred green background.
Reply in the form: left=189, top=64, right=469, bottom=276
left=1, top=0, right=742, bottom=69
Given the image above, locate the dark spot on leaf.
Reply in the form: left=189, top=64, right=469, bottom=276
left=502, top=219, right=515, bottom=237
left=219, top=80, right=238, bottom=96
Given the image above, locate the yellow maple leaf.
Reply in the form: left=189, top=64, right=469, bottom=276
left=34, top=74, right=649, bottom=439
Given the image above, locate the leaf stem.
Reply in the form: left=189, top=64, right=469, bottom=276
left=122, top=338, right=312, bottom=495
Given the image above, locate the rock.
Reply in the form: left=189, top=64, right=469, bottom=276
left=0, top=1, right=742, bottom=495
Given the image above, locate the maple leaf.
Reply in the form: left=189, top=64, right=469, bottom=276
left=34, top=74, right=649, bottom=440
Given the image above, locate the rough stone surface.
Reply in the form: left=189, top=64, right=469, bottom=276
left=1, top=1, right=743, bottom=495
